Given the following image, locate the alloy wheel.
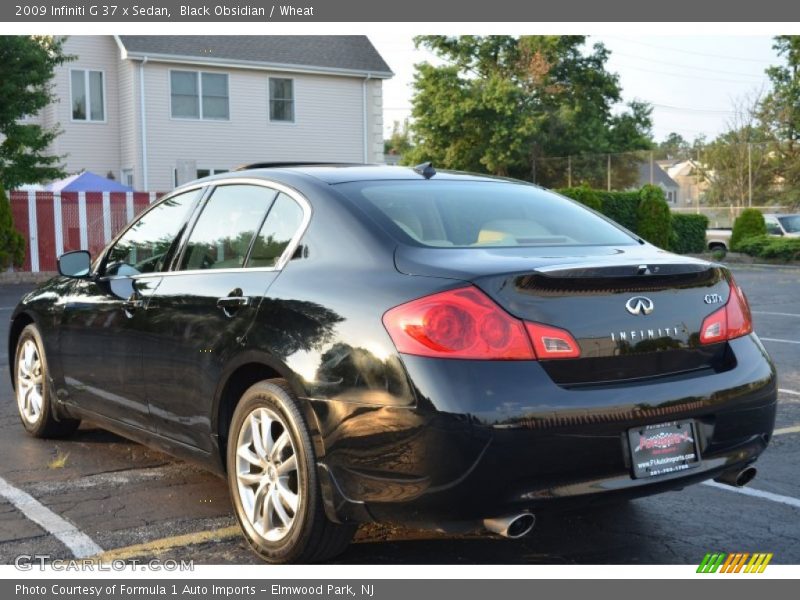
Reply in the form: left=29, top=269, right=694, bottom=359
left=17, top=339, right=44, bottom=425
left=235, top=407, right=301, bottom=541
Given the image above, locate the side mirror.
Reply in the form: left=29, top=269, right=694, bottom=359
left=58, top=250, right=92, bottom=278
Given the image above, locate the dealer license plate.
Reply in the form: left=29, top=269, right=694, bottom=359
left=628, top=420, right=700, bottom=479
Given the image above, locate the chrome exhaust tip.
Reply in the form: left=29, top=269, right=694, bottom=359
left=714, top=466, right=757, bottom=488
left=483, top=512, right=536, bottom=539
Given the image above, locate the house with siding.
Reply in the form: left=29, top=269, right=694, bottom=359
left=28, top=35, right=392, bottom=191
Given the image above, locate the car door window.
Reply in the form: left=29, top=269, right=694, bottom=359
left=246, top=193, right=305, bottom=268
left=104, top=189, right=200, bottom=277
left=765, top=220, right=783, bottom=235
left=179, top=184, right=277, bottom=271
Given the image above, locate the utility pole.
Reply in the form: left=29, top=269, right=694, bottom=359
left=607, top=154, right=611, bottom=191
left=747, top=143, right=753, bottom=207
left=649, top=151, right=654, bottom=185
left=567, top=156, right=572, bottom=188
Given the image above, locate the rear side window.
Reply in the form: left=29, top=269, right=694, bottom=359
left=179, top=185, right=276, bottom=271
left=247, top=193, right=305, bottom=268
left=337, top=180, right=637, bottom=248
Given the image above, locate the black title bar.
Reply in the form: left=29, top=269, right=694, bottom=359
left=4, top=0, right=800, bottom=22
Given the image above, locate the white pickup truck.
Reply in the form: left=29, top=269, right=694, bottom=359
left=706, top=213, right=800, bottom=251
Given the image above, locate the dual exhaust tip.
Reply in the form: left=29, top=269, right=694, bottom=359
left=714, top=466, right=757, bottom=488
left=483, top=512, right=536, bottom=539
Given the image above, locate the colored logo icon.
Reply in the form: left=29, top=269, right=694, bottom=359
left=697, top=552, right=773, bottom=573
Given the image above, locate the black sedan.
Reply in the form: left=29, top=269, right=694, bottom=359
left=8, top=164, right=777, bottom=563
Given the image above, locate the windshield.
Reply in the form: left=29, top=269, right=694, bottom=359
left=337, top=180, right=637, bottom=248
left=778, top=215, right=800, bottom=233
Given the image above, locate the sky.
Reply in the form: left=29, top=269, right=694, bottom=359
left=369, top=35, right=781, bottom=144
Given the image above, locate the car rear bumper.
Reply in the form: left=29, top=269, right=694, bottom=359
left=316, top=334, right=777, bottom=525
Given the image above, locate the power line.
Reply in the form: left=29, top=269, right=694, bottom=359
left=612, top=51, right=766, bottom=80
left=651, top=103, right=739, bottom=115
left=613, top=61, right=769, bottom=85
left=604, top=36, right=777, bottom=65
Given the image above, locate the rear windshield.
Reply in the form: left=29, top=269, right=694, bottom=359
left=337, top=180, right=637, bottom=248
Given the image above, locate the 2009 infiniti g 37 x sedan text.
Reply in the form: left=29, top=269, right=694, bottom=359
left=9, top=164, right=777, bottom=563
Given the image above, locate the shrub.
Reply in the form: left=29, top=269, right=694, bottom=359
left=598, top=191, right=640, bottom=232
left=636, top=185, right=672, bottom=249
left=758, top=238, right=800, bottom=261
left=0, top=187, right=25, bottom=270
left=669, top=214, right=709, bottom=254
left=735, top=234, right=800, bottom=262
left=735, top=234, right=772, bottom=257
left=730, top=209, right=766, bottom=251
left=557, top=186, right=602, bottom=212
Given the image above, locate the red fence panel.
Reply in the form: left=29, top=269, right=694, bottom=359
left=8, top=189, right=168, bottom=272
left=9, top=192, right=31, bottom=272
left=35, top=192, right=57, bottom=272
left=60, top=192, right=81, bottom=253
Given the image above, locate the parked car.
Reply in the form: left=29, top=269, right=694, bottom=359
left=9, top=164, right=777, bottom=563
left=706, top=213, right=800, bottom=251
left=764, top=213, right=800, bottom=237
left=706, top=227, right=733, bottom=251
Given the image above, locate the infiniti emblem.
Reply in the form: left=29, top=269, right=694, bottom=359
left=625, top=296, right=654, bottom=316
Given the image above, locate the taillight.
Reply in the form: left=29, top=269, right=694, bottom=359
left=699, top=276, right=753, bottom=345
left=525, top=322, right=581, bottom=359
left=382, top=286, right=580, bottom=360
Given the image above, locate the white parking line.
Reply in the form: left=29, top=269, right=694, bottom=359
left=760, top=338, right=800, bottom=345
left=779, top=389, right=800, bottom=396
left=774, top=425, right=800, bottom=436
left=753, top=311, right=800, bottom=318
left=702, top=480, right=800, bottom=510
left=0, top=474, right=102, bottom=558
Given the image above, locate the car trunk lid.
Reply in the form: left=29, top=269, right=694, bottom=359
left=395, top=245, right=734, bottom=384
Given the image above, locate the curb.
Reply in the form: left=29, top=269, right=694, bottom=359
left=0, top=272, right=57, bottom=285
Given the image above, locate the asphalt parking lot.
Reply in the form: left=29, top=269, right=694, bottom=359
left=0, top=264, right=798, bottom=565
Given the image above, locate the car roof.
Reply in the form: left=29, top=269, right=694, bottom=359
left=201, top=164, right=510, bottom=186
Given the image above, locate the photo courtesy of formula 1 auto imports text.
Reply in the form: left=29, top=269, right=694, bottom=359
left=0, top=0, right=798, bottom=596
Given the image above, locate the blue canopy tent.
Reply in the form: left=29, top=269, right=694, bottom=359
left=45, top=171, right=134, bottom=193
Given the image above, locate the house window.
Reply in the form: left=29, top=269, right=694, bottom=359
left=71, top=69, right=105, bottom=121
left=173, top=168, right=229, bottom=187
left=170, top=70, right=229, bottom=120
left=269, top=78, right=294, bottom=122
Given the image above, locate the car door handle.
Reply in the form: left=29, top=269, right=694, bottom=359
left=123, top=295, right=143, bottom=317
left=216, top=296, right=250, bottom=309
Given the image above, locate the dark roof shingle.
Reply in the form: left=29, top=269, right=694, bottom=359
left=117, top=35, right=392, bottom=76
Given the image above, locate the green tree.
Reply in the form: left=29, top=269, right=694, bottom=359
left=657, top=132, right=691, bottom=160
left=404, top=36, right=653, bottom=182
left=384, top=119, right=413, bottom=158
left=0, top=187, right=24, bottom=269
left=759, top=35, right=800, bottom=206
left=0, top=36, right=71, bottom=270
left=700, top=94, right=774, bottom=207
left=0, top=36, right=72, bottom=189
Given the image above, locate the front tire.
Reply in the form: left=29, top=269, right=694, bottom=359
left=14, top=324, right=80, bottom=438
left=226, top=379, right=355, bottom=563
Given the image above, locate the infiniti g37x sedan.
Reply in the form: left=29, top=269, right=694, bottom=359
left=9, top=164, right=777, bottom=563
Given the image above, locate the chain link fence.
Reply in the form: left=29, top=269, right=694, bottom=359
left=532, top=142, right=800, bottom=228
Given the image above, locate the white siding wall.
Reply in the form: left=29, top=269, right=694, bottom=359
left=117, top=59, right=141, bottom=187
left=366, top=79, right=384, bottom=163
left=52, top=36, right=121, bottom=179
left=141, top=61, right=373, bottom=191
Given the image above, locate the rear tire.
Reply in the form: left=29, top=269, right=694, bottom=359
left=226, top=379, right=355, bottom=563
left=14, top=324, right=80, bottom=438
